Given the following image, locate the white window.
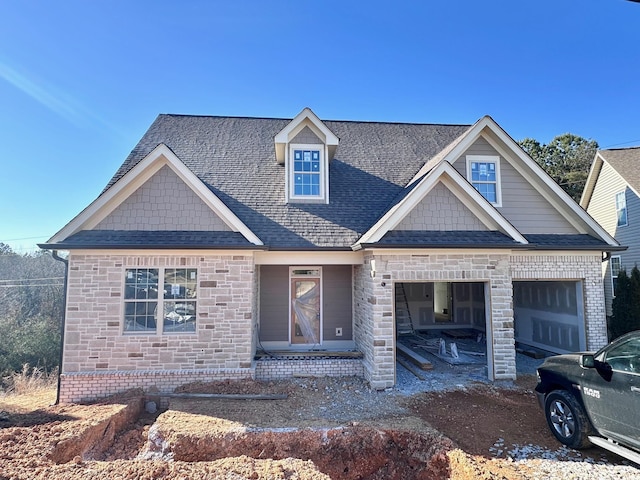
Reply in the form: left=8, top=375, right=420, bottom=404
left=124, top=268, right=197, bottom=334
left=466, top=155, right=501, bottom=206
left=288, top=144, right=326, bottom=202
left=611, top=256, right=621, bottom=297
left=616, top=191, right=628, bottom=227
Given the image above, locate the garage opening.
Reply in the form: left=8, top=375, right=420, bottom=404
left=513, top=281, right=585, bottom=355
left=395, top=282, right=489, bottom=374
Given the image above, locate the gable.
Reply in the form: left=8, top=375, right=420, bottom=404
left=95, top=165, right=232, bottom=232
left=586, top=160, right=631, bottom=234
left=452, top=136, right=580, bottom=234
left=394, top=182, right=488, bottom=231
left=45, top=143, right=263, bottom=247
left=356, top=161, right=527, bottom=247
left=291, top=125, right=323, bottom=145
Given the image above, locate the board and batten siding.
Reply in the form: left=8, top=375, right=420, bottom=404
left=452, top=137, right=578, bottom=234
left=323, top=265, right=353, bottom=341
left=258, top=265, right=353, bottom=343
left=586, top=161, right=640, bottom=315
left=258, top=265, right=289, bottom=341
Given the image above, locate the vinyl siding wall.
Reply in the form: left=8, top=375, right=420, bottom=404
left=453, top=137, right=578, bottom=234
left=586, top=162, right=640, bottom=315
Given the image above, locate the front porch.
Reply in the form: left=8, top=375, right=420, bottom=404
left=254, top=350, right=364, bottom=381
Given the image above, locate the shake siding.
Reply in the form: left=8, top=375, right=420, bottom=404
left=258, top=265, right=289, bottom=341
left=587, top=161, right=640, bottom=315
left=452, top=137, right=578, bottom=234
left=96, top=165, right=232, bottom=231
left=291, top=126, right=323, bottom=144
left=394, top=183, right=486, bottom=231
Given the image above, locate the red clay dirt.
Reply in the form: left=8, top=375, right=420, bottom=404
left=0, top=376, right=627, bottom=479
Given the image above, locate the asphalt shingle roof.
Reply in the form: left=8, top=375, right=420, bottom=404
left=57, top=230, right=257, bottom=249
left=103, top=115, right=471, bottom=249
left=598, top=147, right=640, bottom=193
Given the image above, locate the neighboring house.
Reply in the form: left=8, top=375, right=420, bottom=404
left=581, top=147, right=640, bottom=318
left=41, top=108, right=621, bottom=403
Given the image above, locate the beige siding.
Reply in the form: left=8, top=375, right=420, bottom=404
left=291, top=126, right=323, bottom=144
left=452, top=137, right=578, bottom=234
left=394, top=182, right=487, bottom=231
left=96, top=165, right=231, bottom=231
left=259, top=265, right=289, bottom=341
left=587, top=162, right=640, bottom=315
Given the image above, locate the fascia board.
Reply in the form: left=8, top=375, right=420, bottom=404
left=48, top=144, right=264, bottom=246
left=356, top=161, right=527, bottom=247
left=274, top=107, right=339, bottom=163
left=579, top=153, right=604, bottom=208
left=438, top=116, right=494, bottom=165
left=478, top=126, right=618, bottom=246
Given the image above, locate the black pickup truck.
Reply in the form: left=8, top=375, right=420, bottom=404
left=535, top=330, right=640, bottom=464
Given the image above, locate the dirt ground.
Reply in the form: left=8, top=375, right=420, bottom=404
left=0, top=375, right=630, bottom=480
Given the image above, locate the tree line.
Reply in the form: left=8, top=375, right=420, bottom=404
left=0, top=243, right=64, bottom=382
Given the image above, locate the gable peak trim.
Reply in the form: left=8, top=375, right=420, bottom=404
left=355, top=161, right=527, bottom=247
left=47, top=143, right=263, bottom=246
left=275, top=107, right=339, bottom=164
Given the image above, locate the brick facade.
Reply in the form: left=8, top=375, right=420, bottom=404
left=355, top=251, right=514, bottom=389
left=61, top=253, right=255, bottom=403
left=353, top=251, right=605, bottom=390
left=61, top=250, right=606, bottom=402
left=255, top=357, right=364, bottom=381
left=510, top=253, right=608, bottom=351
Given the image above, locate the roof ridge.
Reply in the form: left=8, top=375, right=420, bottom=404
left=157, top=113, right=471, bottom=128
left=600, top=146, right=640, bottom=152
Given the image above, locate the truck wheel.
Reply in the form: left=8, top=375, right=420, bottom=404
left=544, top=390, right=593, bottom=449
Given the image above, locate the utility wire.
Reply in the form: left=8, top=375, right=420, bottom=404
left=0, top=284, right=63, bottom=288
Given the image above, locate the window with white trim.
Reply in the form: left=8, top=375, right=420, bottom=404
left=616, top=191, right=628, bottom=227
left=124, top=268, right=197, bottom=334
left=288, top=144, right=326, bottom=202
left=611, top=256, right=621, bottom=297
left=466, top=155, right=501, bottom=206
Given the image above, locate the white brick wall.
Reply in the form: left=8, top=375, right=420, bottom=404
left=59, top=368, right=254, bottom=403
left=255, top=358, right=364, bottom=380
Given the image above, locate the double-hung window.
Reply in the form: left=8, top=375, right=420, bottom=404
left=289, top=145, right=325, bottom=201
left=124, top=268, right=197, bottom=334
left=467, top=155, right=501, bottom=206
left=616, top=191, right=628, bottom=227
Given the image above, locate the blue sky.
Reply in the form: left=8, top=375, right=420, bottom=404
left=1, top=1, right=638, bottom=253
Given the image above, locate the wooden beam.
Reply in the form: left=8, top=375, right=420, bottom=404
left=396, top=342, right=433, bottom=370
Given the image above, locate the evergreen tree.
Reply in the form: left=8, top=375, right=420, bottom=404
left=610, top=266, right=640, bottom=339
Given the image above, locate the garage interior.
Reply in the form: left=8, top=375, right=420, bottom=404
left=395, top=280, right=586, bottom=375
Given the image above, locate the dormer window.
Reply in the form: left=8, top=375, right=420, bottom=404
left=275, top=108, right=339, bottom=205
left=293, top=148, right=322, bottom=197
left=466, top=155, right=501, bottom=206
left=289, top=144, right=326, bottom=202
